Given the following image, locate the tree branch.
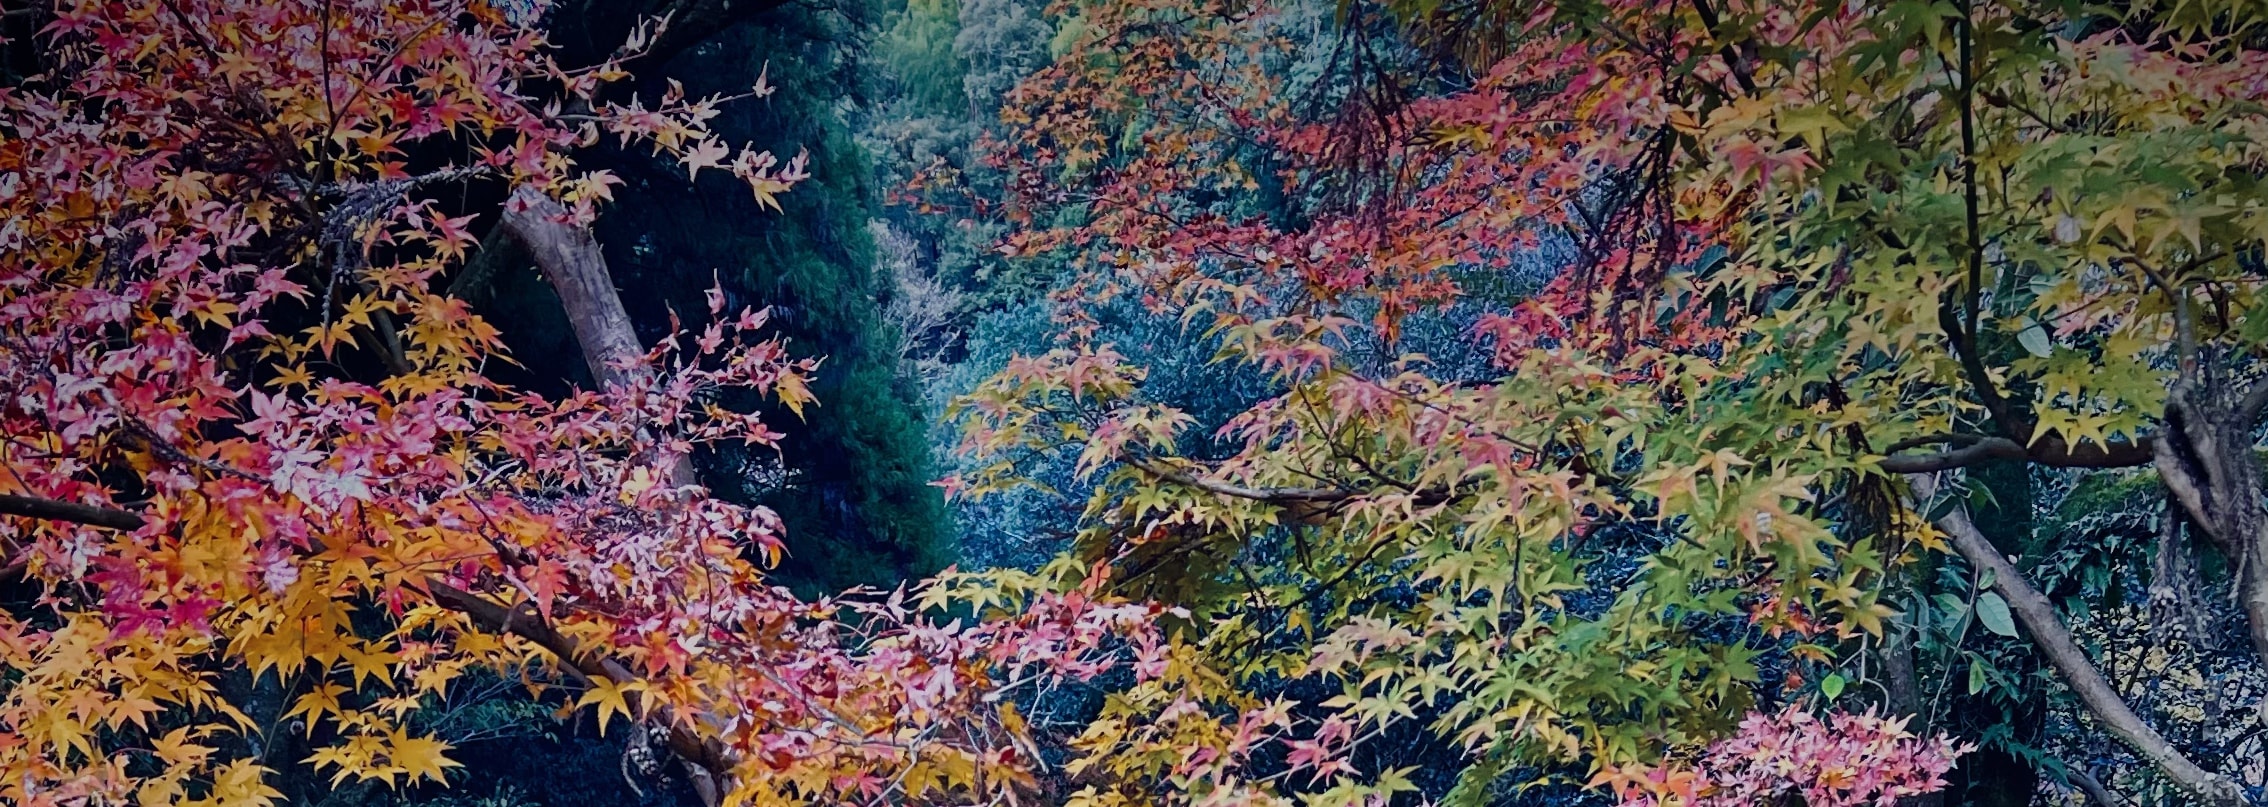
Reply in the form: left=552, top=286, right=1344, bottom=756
left=2153, top=380, right=2268, bottom=670
left=499, top=187, right=696, bottom=488
left=2066, top=767, right=2119, bottom=807
left=1123, top=453, right=1459, bottom=510
left=499, top=188, right=651, bottom=395
left=1937, top=298, right=2027, bottom=438
left=1911, top=475, right=2248, bottom=806
left=2241, top=374, right=2268, bottom=426
left=423, top=580, right=731, bottom=794
left=0, top=493, right=148, bottom=531
left=1125, top=457, right=1357, bottom=503
left=1878, top=433, right=2154, bottom=473
left=1687, top=0, right=1758, bottom=94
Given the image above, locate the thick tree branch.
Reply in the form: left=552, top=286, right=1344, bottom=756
left=499, top=187, right=697, bottom=487
left=2153, top=383, right=2268, bottom=667
left=499, top=188, right=650, bottom=394
left=1954, top=0, right=1984, bottom=355
left=1878, top=621, right=1943, bottom=807
left=0, top=493, right=148, bottom=531
left=1912, top=475, right=2248, bottom=806
left=424, top=579, right=730, bottom=801
left=1937, top=299, right=2027, bottom=438
left=2241, top=374, right=2268, bottom=426
left=1878, top=433, right=2154, bottom=473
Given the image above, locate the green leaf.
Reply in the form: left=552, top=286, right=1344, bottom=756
left=2018, top=323, right=2053, bottom=358
left=1976, top=592, right=2019, bottom=637
left=1968, top=658, right=1989, bottom=695
left=1820, top=673, right=1846, bottom=699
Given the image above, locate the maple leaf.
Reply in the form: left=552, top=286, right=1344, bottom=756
left=387, top=730, right=463, bottom=786
left=683, top=137, right=730, bottom=181
left=427, top=210, right=479, bottom=262
left=149, top=725, right=217, bottom=769
left=4, top=0, right=2262, bottom=805
left=342, top=645, right=399, bottom=690
left=752, top=61, right=774, bottom=97
left=774, top=370, right=814, bottom=419
left=285, top=683, right=350, bottom=732
left=208, top=759, right=284, bottom=807
left=576, top=677, right=646, bottom=735
left=515, top=560, right=571, bottom=620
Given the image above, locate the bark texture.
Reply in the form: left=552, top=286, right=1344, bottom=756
left=499, top=186, right=697, bottom=486
left=2152, top=376, right=2268, bottom=666
left=498, top=187, right=650, bottom=392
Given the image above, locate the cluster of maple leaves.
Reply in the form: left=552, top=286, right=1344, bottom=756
left=0, top=1, right=1178, bottom=805
left=4, top=0, right=2264, bottom=804
left=939, top=0, right=1925, bottom=799
left=938, top=0, right=2265, bottom=802
left=1601, top=708, right=1967, bottom=807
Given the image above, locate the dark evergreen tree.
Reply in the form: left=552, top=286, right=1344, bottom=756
left=607, top=6, right=950, bottom=592
left=468, top=2, right=952, bottom=593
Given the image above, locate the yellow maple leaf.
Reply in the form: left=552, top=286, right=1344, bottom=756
left=388, top=730, right=463, bottom=786
left=342, top=645, right=399, bottom=689
left=775, top=371, right=814, bottom=419
left=285, top=683, right=348, bottom=733
left=576, top=677, right=646, bottom=735
left=208, top=759, right=283, bottom=807
left=149, top=725, right=216, bottom=771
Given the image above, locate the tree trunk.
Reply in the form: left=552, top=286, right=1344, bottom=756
left=1878, top=622, right=1944, bottom=807
left=498, top=188, right=649, bottom=393
left=499, top=186, right=696, bottom=487
left=2153, top=374, right=2268, bottom=668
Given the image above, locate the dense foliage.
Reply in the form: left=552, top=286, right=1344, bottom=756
left=1, top=0, right=2264, bottom=806
left=929, top=0, right=2268, bottom=801
left=574, top=3, right=954, bottom=593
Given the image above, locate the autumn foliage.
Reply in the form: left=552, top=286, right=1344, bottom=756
left=1602, top=708, right=1968, bottom=807
left=944, top=0, right=2266, bottom=801
left=0, top=1, right=1140, bottom=805
left=4, top=0, right=2267, bottom=804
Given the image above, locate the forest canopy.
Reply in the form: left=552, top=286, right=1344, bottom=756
left=0, top=0, right=2263, bottom=806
